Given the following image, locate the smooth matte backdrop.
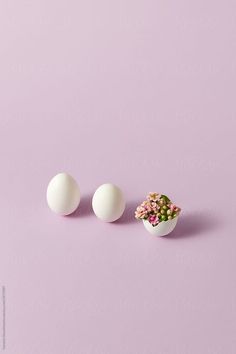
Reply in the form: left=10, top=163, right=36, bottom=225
left=0, top=1, right=236, bottom=353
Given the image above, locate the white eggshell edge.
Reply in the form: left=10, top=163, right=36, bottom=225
left=143, top=216, right=178, bottom=236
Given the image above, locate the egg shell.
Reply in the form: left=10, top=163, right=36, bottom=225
left=92, top=183, right=125, bottom=222
left=47, top=173, right=80, bottom=215
left=143, top=216, right=178, bottom=236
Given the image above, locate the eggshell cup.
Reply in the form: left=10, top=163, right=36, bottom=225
left=143, top=216, right=178, bottom=236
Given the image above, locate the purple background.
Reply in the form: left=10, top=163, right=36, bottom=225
left=0, top=1, right=236, bottom=353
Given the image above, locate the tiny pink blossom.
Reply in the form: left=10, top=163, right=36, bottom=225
left=147, top=192, right=161, bottom=202
left=148, top=214, right=159, bottom=226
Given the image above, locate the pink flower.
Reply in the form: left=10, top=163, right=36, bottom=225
left=168, top=203, right=181, bottom=214
left=147, top=192, right=161, bottom=202
left=169, top=203, right=175, bottom=211
left=135, top=205, right=148, bottom=219
left=151, top=202, right=160, bottom=211
left=148, top=214, right=159, bottom=226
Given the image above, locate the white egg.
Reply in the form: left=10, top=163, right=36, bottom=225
left=92, top=183, right=125, bottom=222
left=46, top=173, right=80, bottom=215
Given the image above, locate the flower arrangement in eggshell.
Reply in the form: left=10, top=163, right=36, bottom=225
left=92, top=183, right=126, bottom=222
left=135, top=193, right=181, bottom=236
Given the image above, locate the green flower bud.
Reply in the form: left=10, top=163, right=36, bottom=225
left=161, top=215, right=167, bottom=221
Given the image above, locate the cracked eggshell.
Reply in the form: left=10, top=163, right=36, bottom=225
left=143, top=216, right=178, bottom=236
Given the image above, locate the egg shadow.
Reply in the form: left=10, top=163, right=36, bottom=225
left=115, top=200, right=140, bottom=225
left=69, top=194, right=92, bottom=218
left=164, top=211, right=219, bottom=239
